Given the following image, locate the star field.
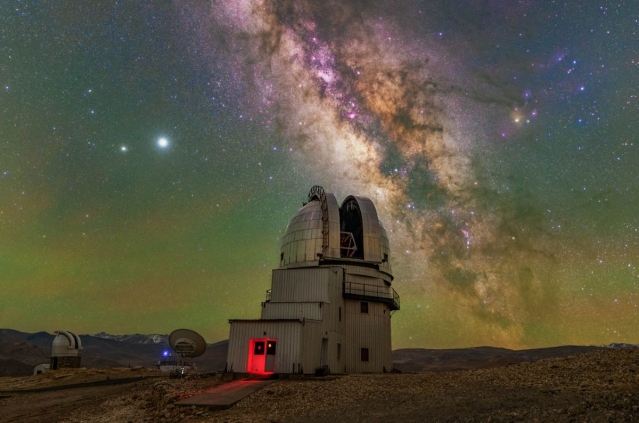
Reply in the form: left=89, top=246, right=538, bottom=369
left=1, top=0, right=638, bottom=349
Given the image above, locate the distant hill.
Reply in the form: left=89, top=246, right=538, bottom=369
left=2, top=329, right=628, bottom=377
left=0, top=329, right=52, bottom=369
left=392, top=345, right=606, bottom=373
left=0, top=358, right=33, bottom=377
left=0, top=329, right=228, bottom=377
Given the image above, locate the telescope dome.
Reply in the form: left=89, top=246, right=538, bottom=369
left=279, top=186, right=392, bottom=277
left=51, top=331, right=82, bottom=357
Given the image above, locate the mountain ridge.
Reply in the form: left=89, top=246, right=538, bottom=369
left=90, top=332, right=170, bottom=345
left=0, top=329, right=228, bottom=376
left=1, top=329, right=633, bottom=377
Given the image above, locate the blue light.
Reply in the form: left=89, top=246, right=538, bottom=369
left=163, top=351, right=169, bottom=357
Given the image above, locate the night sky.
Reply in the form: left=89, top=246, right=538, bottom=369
left=1, top=1, right=638, bottom=349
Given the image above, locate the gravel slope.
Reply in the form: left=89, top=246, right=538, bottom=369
left=2, top=347, right=638, bottom=422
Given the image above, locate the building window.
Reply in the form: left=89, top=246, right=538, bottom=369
left=361, top=347, right=369, bottom=362
left=339, top=306, right=342, bottom=321
left=280, top=252, right=284, bottom=263
left=254, top=341, right=265, bottom=355
left=337, top=343, right=341, bottom=360
left=267, top=341, right=277, bottom=355
left=361, top=301, right=369, bottom=313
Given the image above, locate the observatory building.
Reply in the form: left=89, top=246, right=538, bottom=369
left=50, top=330, right=82, bottom=370
left=226, top=186, right=400, bottom=375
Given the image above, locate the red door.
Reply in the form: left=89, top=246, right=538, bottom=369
left=248, top=338, right=276, bottom=375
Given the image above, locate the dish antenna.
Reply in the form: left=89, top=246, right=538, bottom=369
left=168, top=329, right=207, bottom=358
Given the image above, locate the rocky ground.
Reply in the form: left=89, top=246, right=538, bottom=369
left=2, top=348, right=639, bottom=422
left=0, top=366, right=162, bottom=391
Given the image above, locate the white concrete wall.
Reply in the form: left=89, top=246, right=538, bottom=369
left=261, top=302, right=324, bottom=321
left=271, top=268, right=331, bottom=302
left=228, top=264, right=393, bottom=375
left=342, top=264, right=393, bottom=284
left=343, top=299, right=392, bottom=373
left=226, top=320, right=302, bottom=374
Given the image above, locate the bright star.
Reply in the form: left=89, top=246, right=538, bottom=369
left=157, top=137, right=169, bottom=148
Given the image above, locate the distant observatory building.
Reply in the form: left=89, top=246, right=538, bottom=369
left=226, top=186, right=400, bottom=375
left=50, top=330, right=82, bottom=370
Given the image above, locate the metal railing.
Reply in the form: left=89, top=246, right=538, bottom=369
left=343, top=282, right=400, bottom=310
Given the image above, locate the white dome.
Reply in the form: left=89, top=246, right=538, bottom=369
left=51, top=331, right=82, bottom=357
left=279, top=186, right=392, bottom=277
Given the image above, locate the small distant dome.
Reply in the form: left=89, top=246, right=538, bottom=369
left=51, top=331, right=82, bottom=357
left=279, top=186, right=392, bottom=277
left=33, top=363, right=50, bottom=375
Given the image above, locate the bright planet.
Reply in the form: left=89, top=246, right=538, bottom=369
left=157, top=137, right=169, bottom=148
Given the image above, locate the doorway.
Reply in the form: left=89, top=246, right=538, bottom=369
left=320, top=338, right=329, bottom=368
left=248, top=338, right=277, bottom=375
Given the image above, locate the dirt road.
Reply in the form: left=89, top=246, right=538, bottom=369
left=1, top=382, right=150, bottom=423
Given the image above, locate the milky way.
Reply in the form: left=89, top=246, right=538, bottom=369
left=1, top=1, right=638, bottom=348
left=181, top=1, right=580, bottom=346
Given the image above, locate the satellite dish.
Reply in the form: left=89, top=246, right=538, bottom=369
left=169, top=329, right=207, bottom=358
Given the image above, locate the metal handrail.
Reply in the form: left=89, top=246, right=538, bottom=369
left=343, top=282, right=400, bottom=310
